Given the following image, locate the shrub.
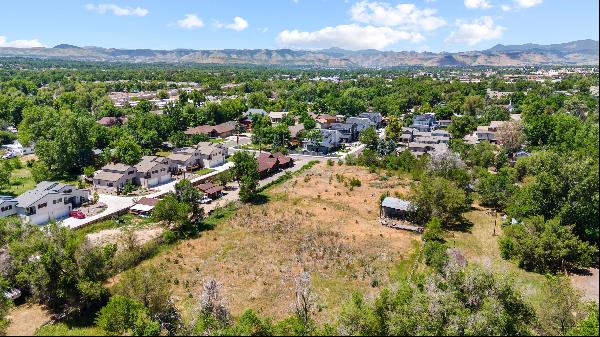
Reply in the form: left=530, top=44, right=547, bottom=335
left=423, top=241, right=449, bottom=273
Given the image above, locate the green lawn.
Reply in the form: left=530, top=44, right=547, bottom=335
left=194, top=168, right=215, bottom=176
left=209, top=138, right=226, bottom=144
left=35, top=323, right=105, bottom=336
left=2, top=167, right=36, bottom=196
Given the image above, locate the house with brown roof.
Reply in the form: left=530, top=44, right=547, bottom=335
left=196, top=182, right=224, bottom=199
left=97, top=116, right=127, bottom=127
left=184, top=121, right=237, bottom=138
left=134, top=156, right=172, bottom=188
left=256, top=152, right=294, bottom=178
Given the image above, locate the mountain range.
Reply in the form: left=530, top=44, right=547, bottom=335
left=0, top=39, right=598, bottom=67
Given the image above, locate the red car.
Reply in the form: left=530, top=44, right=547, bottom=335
left=69, top=210, right=86, bottom=219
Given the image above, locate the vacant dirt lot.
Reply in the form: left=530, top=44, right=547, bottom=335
left=133, top=163, right=418, bottom=322
left=5, top=304, right=51, bottom=336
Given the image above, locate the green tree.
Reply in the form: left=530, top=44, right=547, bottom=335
left=384, top=116, right=403, bottom=142
left=359, top=127, right=378, bottom=150
left=536, top=276, right=585, bottom=336
left=111, top=134, right=142, bottom=165
left=152, top=194, right=190, bottom=231
left=0, top=160, right=13, bottom=191
left=96, top=295, right=159, bottom=336
left=231, top=151, right=259, bottom=202
left=476, top=168, right=516, bottom=210
left=567, top=304, right=599, bottom=336
left=448, top=115, right=477, bottom=138
left=113, top=266, right=174, bottom=319
left=410, top=177, right=471, bottom=226
left=500, top=216, right=597, bottom=273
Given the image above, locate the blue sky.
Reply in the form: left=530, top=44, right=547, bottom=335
left=0, top=0, right=597, bottom=52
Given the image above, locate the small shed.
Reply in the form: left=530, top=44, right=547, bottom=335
left=380, top=197, right=411, bottom=220
left=130, top=197, right=160, bottom=216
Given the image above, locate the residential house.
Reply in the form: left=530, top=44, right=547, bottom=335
left=410, top=114, right=437, bottom=132
left=256, top=152, right=294, bottom=178
left=438, top=120, right=452, bottom=128
left=240, top=109, right=267, bottom=129
left=315, top=114, right=337, bottom=129
left=168, top=147, right=203, bottom=172
left=2, top=140, right=35, bottom=156
left=288, top=123, right=305, bottom=144
left=0, top=181, right=90, bottom=225
left=93, top=163, right=138, bottom=193
left=329, top=123, right=358, bottom=143
left=268, top=111, right=288, bottom=124
left=134, top=156, right=172, bottom=188
left=304, top=129, right=341, bottom=154
left=197, top=142, right=226, bottom=168
left=476, top=121, right=506, bottom=144
left=184, top=121, right=237, bottom=138
left=346, top=117, right=376, bottom=133
left=358, top=112, right=383, bottom=128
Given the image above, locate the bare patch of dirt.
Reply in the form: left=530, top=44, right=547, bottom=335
left=131, top=163, right=418, bottom=322
left=571, top=268, right=599, bottom=303
left=5, top=303, right=51, bottom=336
left=87, top=226, right=163, bottom=251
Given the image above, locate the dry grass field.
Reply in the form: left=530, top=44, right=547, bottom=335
left=128, top=162, right=420, bottom=322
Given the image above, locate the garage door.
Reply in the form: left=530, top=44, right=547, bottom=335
left=159, top=174, right=171, bottom=184
left=148, top=178, right=159, bottom=187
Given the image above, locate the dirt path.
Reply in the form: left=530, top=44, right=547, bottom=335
left=5, top=304, right=51, bottom=336
left=571, top=268, right=599, bottom=303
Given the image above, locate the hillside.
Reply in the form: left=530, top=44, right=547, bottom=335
left=0, top=40, right=598, bottom=67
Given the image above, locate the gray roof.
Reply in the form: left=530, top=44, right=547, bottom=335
left=94, top=170, right=126, bottom=182
left=15, top=189, right=59, bottom=208
left=102, top=163, right=134, bottom=173
left=381, top=197, right=411, bottom=211
left=346, top=117, right=375, bottom=125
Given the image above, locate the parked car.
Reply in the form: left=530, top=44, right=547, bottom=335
left=199, top=196, right=212, bottom=204
left=69, top=210, right=86, bottom=219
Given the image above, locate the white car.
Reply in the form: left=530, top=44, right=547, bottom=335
left=199, top=196, right=212, bottom=204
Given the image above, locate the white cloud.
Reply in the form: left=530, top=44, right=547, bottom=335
left=464, top=0, right=492, bottom=9
left=0, top=36, right=44, bottom=48
left=349, top=1, right=446, bottom=31
left=445, top=16, right=505, bottom=45
left=85, top=3, right=148, bottom=17
left=515, top=0, right=542, bottom=8
left=501, top=0, right=543, bottom=11
left=277, top=24, right=424, bottom=50
left=176, top=14, right=204, bottom=29
left=216, top=16, right=249, bottom=31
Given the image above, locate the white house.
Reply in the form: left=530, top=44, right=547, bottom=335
left=0, top=181, right=90, bottom=225
left=2, top=140, right=35, bottom=156
left=134, top=156, right=172, bottom=188
left=197, top=142, right=226, bottom=168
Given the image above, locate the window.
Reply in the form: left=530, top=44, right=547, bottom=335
left=1, top=205, right=13, bottom=212
left=128, top=170, right=135, bottom=175
left=38, top=202, right=47, bottom=209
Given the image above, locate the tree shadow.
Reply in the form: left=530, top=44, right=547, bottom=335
left=249, top=193, right=270, bottom=205
left=448, top=217, right=474, bottom=233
